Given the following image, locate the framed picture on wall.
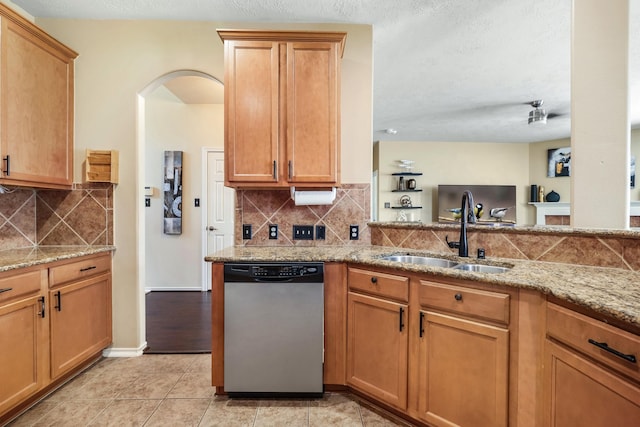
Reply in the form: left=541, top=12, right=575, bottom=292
left=547, top=147, right=571, bottom=177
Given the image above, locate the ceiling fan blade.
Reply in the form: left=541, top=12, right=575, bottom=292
left=547, top=112, right=568, bottom=119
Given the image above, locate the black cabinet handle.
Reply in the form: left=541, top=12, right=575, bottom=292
left=588, top=339, right=637, bottom=363
left=370, top=276, right=377, bottom=284
left=272, top=160, right=277, bottom=179
left=38, top=296, right=45, bottom=318
left=0, top=287, right=13, bottom=294
left=399, top=307, right=405, bottom=332
left=54, top=291, right=62, bottom=311
left=80, top=265, right=97, bottom=272
left=2, top=155, right=9, bottom=176
left=454, top=293, right=463, bottom=301
left=419, top=312, right=425, bottom=337
left=288, top=160, right=292, bottom=180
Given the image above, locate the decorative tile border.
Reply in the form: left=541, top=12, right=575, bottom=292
left=0, top=183, right=114, bottom=249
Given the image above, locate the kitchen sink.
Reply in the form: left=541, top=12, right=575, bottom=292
left=379, top=255, right=459, bottom=268
left=452, top=264, right=511, bottom=274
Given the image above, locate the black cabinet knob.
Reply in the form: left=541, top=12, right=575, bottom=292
left=371, top=277, right=377, bottom=283
left=454, top=293, right=463, bottom=301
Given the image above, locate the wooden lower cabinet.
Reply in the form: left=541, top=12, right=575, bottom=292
left=347, top=292, right=408, bottom=410
left=0, top=252, right=113, bottom=423
left=544, top=339, right=640, bottom=426
left=416, top=311, right=509, bottom=427
left=0, top=294, right=48, bottom=415
left=49, top=272, right=112, bottom=379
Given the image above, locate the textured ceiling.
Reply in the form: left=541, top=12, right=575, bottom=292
left=10, top=0, right=640, bottom=143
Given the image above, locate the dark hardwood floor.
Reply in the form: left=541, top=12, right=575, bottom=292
left=144, top=291, right=211, bottom=354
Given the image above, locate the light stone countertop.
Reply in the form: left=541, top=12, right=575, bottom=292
left=0, top=246, right=116, bottom=272
left=206, top=245, right=640, bottom=328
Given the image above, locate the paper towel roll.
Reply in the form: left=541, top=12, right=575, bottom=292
left=290, top=187, right=337, bottom=205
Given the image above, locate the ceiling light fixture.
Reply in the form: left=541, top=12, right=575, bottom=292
left=385, top=128, right=398, bottom=135
left=528, top=100, right=547, bottom=125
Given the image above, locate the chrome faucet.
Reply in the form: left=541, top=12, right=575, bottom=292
left=446, top=190, right=476, bottom=257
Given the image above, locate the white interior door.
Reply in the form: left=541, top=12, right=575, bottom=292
left=202, top=148, right=235, bottom=290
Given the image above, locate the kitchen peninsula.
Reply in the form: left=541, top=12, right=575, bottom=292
left=207, top=222, right=640, bottom=427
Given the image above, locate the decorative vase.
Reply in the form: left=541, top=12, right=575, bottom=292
left=545, top=190, right=560, bottom=202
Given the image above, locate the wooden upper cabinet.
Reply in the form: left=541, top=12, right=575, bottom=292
left=286, top=41, right=339, bottom=184
left=218, top=30, right=345, bottom=188
left=0, top=4, right=77, bottom=189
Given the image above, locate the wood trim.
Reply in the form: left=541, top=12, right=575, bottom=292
left=0, top=3, right=78, bottom=58
left=323, top=263, right=347, bottom=385
left=217, top=29, right=347, bottom=57
left=513, top=289, right=547, bottom=427
left=211, top=263, right=224, bottom=387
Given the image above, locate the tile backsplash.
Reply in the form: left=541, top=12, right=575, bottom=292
left=370, top=224, right=640, bottom=271
left=235, top=184, right=370, bottom=246
left=0, top=183, right=114, bottom=250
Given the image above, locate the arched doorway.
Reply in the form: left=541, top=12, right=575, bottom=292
left=136, top=70, right=224, bottom=352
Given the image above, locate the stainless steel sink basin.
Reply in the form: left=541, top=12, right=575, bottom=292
left=380, top=255, right=459, bottom=268
left=452, top=264, right=511, bottom=274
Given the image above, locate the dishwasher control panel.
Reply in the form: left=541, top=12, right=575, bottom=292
left=224, top=263, right=324, bottom=282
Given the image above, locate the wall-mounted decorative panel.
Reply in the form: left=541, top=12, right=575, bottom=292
left=163, top=151, right=183, bottom=235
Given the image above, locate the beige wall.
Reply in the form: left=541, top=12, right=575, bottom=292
left=33, top=18, right=372, bottom=351
left=375, top=141, right=532, bottom=224
left=529, top=129, right=640, bottom=203
left=144, top=86, right=224, bottom=290
left=528, top=137, right=572, bottom=203
left=376, top=131, right=640, bottom=226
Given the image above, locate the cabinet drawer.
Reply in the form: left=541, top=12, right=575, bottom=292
left=49, top=254, right=111, bottom=287
left=419, top=280, right=510, bottom=325
left=547, top=303, right=640, bottom=382
left=348, top=267, right=408, bottom=302
left=0, top=269, right=43, bottom=305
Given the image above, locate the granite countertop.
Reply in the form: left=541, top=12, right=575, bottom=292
left=0, top=246, right=116, bottom=273
left=206, top=245, right=640, bottom=328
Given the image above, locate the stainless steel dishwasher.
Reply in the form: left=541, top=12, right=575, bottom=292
left=223, top=262, right=324, bottom=397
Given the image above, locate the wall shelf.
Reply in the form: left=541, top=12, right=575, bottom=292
left=85, top=149, right=119, bottom=184
left=391, top=206, right=422, bottom=209
left=392, top=189, right=422, bottom=192
left=391, top=172, right=423, bottom=176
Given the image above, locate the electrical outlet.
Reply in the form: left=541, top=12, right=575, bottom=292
left=269, top=224, right=278, bottom=239
left=315, top=225, right=326, bottom=240
left=145, top=198, right=151, bottom=207
left=293, top=225, right=314, bottom=240
left=194, top=198, right=200, bottom=207
left=242, top=224, right=252, bottom=240
left=350, top=225, right=359, bottom=240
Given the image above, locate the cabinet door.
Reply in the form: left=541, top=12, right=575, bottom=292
left=0, top=295, right=47, bottom=414
left=224, top=40, right=279, bottom=184
left=417, top=311, right=509, bottom=427
left=544, top=339, right=640, bottom=427
left=347, top=292, right=408, bottom=410
left=49, top=273, right=112, bottom=379
left=0, top=17, right=75, bottom=188
left=286, top=41, right=339, bottom=184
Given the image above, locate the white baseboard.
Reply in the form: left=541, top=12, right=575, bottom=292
left=144, top=287, right=203, bottom=292
left=102, top=342, right=147, bottom=358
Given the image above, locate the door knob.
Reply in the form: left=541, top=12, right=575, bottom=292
left=207, top=226, right=217, bottom=231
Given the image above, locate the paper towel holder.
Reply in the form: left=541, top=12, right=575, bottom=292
left=290, top=186, right=337, bottom=206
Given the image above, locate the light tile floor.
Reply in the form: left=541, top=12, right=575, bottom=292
left=8, top=354, right=406, bottom=426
